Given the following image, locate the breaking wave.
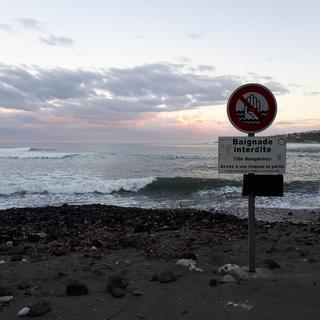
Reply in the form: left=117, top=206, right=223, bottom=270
left=0, top=176, right=318, bottom=198
left=0, top=176, right=157, bottom=196
left=138, top=177, right=241, bottom=194
left=0, top=147, right=87, bottom=159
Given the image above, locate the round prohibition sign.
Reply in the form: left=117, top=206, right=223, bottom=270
left=227, top=83, right=277, bottom=133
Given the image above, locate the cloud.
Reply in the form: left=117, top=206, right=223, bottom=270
left=39, top=34, right=74, bottom=46
left=247, top=72, right=273, bottom=81
left=174, top=57, right=193, bottom=63
left=304, top=91, right=320, bottom=96
left=263, top=81, right=290, bottom=95
left=136, top=34, right=146, bottom=40
left=0, top=62, right=289, bottom=127
left=196, top=65, right=216, bottom=72
left=275, top=118, right=320, bottom=131
left=186, top=32, right=204, bottom=39
left=0, top=62, right=291, bottom=142
left=187, top=64, right=216, bottom=73
left=1, top=18, right=74, bottom=48
left=16, top=18, right=43, bottom=31
left=0, top=23, right=14, bottom=33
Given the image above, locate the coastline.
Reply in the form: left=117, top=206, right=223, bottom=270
left=1, top=204, right=320, bottom=319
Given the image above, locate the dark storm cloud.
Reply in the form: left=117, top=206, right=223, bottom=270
left=39, top=34, right=74, bottom=46
left=0, top=62, right=289, bottom=121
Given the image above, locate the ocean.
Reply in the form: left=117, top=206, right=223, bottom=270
left=0, top=142, right=319, bottom=220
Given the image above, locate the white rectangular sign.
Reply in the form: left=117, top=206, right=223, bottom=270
left=218, top=136, right=286, bottom=174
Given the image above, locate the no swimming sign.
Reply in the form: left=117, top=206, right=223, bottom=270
left=227, top=83, right=277, bottom=133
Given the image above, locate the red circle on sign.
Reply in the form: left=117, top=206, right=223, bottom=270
left=227, top=83, right=277, bottom=133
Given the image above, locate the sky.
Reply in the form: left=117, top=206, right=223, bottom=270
left=0, top=0, right=319, bottom=143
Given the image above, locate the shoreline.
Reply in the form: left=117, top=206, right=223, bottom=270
left=1, top=204, right=320, bottom=319
left=1, top=203, right=320, bottom=222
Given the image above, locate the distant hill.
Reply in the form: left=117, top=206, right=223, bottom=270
left=284, top=130, right=320, bottom=143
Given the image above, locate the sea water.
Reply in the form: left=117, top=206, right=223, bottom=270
left=0, top=143, right=318, bottom=219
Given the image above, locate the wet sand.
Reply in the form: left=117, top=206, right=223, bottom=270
left=0, top=204, right=320, bottom=319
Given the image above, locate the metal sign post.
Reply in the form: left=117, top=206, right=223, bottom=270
left=248, top=132, right=255, bottom=272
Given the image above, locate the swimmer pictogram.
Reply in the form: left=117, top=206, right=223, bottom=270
left=227, top=84, right=277, bottom=133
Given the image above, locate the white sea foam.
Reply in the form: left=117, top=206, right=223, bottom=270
left=197, top=186, right=241, bottom=198
left=0, top=176, right=157, bottom=196
left=196, top=185, right=320, bottom=210
left=256, top=191, right=320, bottom=210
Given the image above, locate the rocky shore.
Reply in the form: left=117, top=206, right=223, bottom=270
left=0, top=204, right=320, bottom=319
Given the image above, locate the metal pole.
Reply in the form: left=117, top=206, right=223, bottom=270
left=248, top=132, right=256, bottom=272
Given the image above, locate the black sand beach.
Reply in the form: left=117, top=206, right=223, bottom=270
left=0, top=204, right=320, bottom=319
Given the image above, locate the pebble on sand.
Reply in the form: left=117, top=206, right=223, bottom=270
left=0, top=295, right=13, bottom=304
left=18, top=307, right=30, bottom=317
left=66, top=281, right=89, bottom=296
left=176, top=259, right=203, bottom=272
left=107, top=274, right=128, bottom=298
left=110, top=287, right=125, bottom=298
left=209, top=279, right=219, bottom=287
left=218, top=264, right=240, bottom=274
left=28, top=299, right=51, bottom=316
left=261, top=259, right=280, bottom=270
left=221, top=274, right=237, bottom=283
left=158, top=270, right=177, bottom=283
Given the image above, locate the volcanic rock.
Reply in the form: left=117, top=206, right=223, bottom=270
left=66, top=281, right=89, bottom=296
left=107, top=274, right=128, bottom=298
left=261, top=259, right=280, bottom=270
left=209, top=278, right=219, bottom=287
left=28, top=299, right=51, bottom=316
left=158, top=270, right=177, bottom=283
